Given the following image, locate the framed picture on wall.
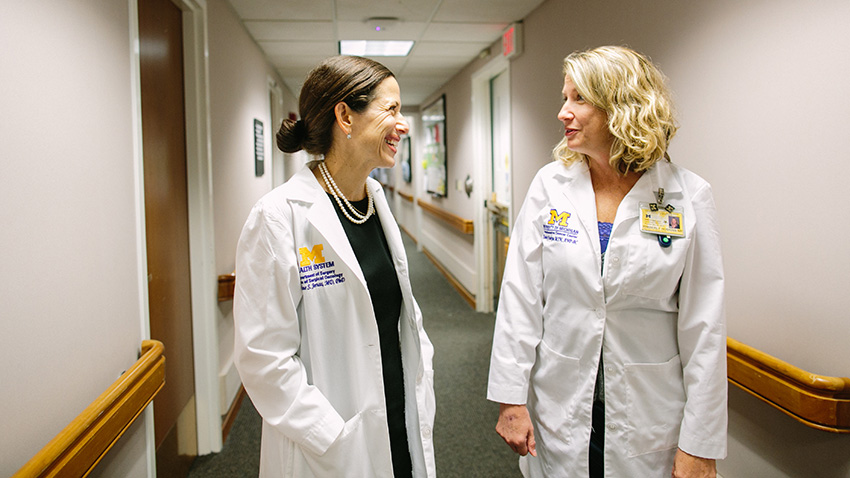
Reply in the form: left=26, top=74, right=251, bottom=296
left=422, top=95, right=447, bottom=197
left=400, top=135, right=412, bottom=183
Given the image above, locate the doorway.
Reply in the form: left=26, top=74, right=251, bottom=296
left=488, top=71, right=512, bottom=306
left=138, top=0, right=197, bottom=474
left=472, top=57, right=512, bottom=313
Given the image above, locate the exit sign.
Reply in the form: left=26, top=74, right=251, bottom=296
left=502, top=22, right=523, bottom=59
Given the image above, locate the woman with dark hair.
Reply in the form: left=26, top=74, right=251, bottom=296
left=488, top=46, right=727, bottom=477
left=234, top=56, right=435, bottom=478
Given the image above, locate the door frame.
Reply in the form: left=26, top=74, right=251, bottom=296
left=177, top=0, right=222, bottom=457
left=269, top=77, right=286, bottom=187
left=129, top=0, right=221, bottom=472
left=471, top=56, right=511, bottom=313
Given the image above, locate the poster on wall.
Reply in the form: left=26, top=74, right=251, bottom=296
left=422, top=95, right=447, bottom=197
left=254, top=118, right=264, bottom=177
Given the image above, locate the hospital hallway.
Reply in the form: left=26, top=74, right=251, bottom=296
left=6, top=1, right=850, bottom=477
left=188, top=231, right=520, bottom=477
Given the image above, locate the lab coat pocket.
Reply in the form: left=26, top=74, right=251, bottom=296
left=624, top=355, right=685, bottom=456
left=530, top=340, right=581, bottom=445
left=624, top=235, right=691, bottom=300
left=296, top=411, right=376, bottom=477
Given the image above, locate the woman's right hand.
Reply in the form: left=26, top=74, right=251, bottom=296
left=496, top=403, right=537, bottom=456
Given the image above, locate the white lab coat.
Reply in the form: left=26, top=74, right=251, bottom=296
left=234, top=163, right=436, bottom=478
left=488, top=159, right=727, bottom=477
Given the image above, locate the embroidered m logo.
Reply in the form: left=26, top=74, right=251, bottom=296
left=298, top=244, right=325, bottom=267
left=548, top=209, right=571, bottom=226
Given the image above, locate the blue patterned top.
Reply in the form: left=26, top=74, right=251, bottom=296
left=598, top=221, right=613, bottom=255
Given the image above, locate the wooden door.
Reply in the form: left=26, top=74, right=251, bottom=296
left=138, top=0, right=197, bottom=475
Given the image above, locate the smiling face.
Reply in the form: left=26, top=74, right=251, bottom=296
left=557, top=76, right=613, bottom=164
left=349, top=77, right=409, bottom=170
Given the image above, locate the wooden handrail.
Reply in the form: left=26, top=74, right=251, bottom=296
left=13, top=340, right=166, bottom=477
left=727, top=337, right=850, bottom=433
left=416, top=199, right=474, bottom=235
left=218, top=272, right=236, bottom=302
left=398, top=191, right=414, bottom=203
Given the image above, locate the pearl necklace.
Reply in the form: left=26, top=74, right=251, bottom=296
left=318, top=161, right=374, bottom=224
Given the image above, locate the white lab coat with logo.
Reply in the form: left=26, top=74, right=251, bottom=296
left=488, top=159, right=727, bottom=477
left=234, top=163, right=436, bottom=478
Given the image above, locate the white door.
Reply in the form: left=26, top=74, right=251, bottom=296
left=472, top=57, right=511, bottom=313
left=488, top=71, right=511, bottom=305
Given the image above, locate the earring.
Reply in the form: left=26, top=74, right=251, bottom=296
left=347, top=133, right=352, bottom=140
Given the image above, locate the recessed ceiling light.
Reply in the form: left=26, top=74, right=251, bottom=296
left=339, top=40, right=414, bottom=57
left=365, top=16, right=400, bottom=32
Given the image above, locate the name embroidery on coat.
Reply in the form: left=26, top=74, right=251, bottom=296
left=298, top=244, right=345, bottom=290
left=543, top=209, right=580, bottom=244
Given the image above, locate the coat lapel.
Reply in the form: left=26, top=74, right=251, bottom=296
left=559, top=160, right=602, bottom=256
left=288, top=163, right=367, bottom=289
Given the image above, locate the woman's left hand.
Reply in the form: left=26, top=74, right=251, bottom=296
left=672, top=448, right=716, bottom=478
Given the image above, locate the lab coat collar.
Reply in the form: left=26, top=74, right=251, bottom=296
left=556, top=160, right=602, bottom=255
left=618, top=159, right=684, bottom=222
left=287, top=162, right=367, bottom=289
left=287, top=162, right=415, bottom=303
left=555, top=159, right=685, bottom=247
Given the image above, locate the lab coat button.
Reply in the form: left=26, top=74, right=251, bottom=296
left=607, top=423, right=617, bottom=431
left=610, top=255, right=620, bottom=264
left=606, top=366, right=615, bottom=373
left=422, top=426, right=432, bottom=438
left=595, top=309, right=605, bottom=318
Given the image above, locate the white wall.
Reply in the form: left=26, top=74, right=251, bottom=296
left=509, top=0, right=850, bottom=476
left=416, top=51, right=501, bottom=295
left=207, top=0, right=299, bottom=415
left=0, top=1, right=149, bottom=476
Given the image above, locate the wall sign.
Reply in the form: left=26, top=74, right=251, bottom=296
left=254, top=118, right=264, bottom=177
left=502, top=22, right=523, bottom=59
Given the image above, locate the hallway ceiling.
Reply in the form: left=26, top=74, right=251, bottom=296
left=225, top=0, right=546, bottom=107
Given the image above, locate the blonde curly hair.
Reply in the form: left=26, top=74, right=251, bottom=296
left=553, top=46, right=678, bottom=175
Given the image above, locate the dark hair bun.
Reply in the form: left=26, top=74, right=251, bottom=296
left=276, top=118, right=306, bottom=153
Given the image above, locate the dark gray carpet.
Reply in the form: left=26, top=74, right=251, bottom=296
left=189, top=232, right=520, bottom=477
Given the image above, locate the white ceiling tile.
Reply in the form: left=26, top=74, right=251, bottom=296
left=245, top=21, right=334, bottom=41
left=432, top=0, right=546, bottom=23
left=400, top=58, right=469, bottom=77
left=334, top=0, right=442, bottom=22
left=225, top=0, right=543, bottom=105
left=259, top=41, right=338, bottom=57
left=336, top=20, right=427, bottom=40
left=421, top=22, right=506, bottom=42
left=227, top=0, right=334, bottom=21
left=412, top=41, right=492, bottom=57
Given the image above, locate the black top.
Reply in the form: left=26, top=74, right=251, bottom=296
left=327, top=193, right=412, bottom=478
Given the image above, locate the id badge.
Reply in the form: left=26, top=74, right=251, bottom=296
left=639, top=202, right=685, bottom=237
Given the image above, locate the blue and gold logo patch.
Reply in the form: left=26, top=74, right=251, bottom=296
left=298, top=244, right=345, bottom=290
left=543, top=209, right=579, bottom=244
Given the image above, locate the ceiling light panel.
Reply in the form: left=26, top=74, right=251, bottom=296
left=339, top=40, right=414, bottom=56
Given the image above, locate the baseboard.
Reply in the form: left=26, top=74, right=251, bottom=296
left=221, top=385, right=247, bottom=443
left=219, top=358, right=242, bottom=415
left=421, top=247, right=476, bottom=309
left=399, top=224, right=417, bottom=243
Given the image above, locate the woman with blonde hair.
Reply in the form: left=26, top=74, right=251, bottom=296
left=488, top=46, right=727, bottom=477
